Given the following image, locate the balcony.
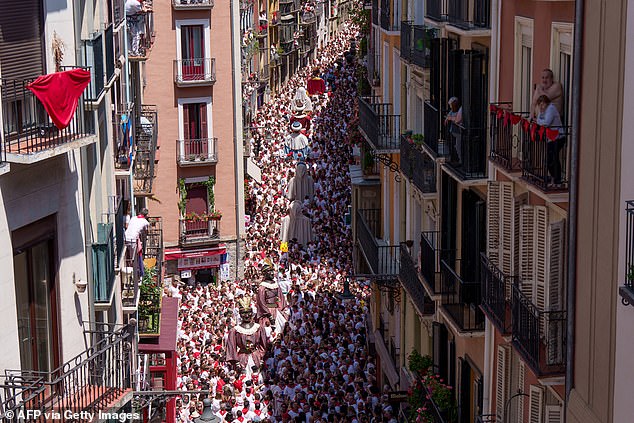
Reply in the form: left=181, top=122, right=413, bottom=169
left=620, top=201, right=634, bottom=306
left=420, top=231, right=449, bottom=295
left=356, top=209, right=400, bottom=279
left=446, top=0, right=490, bottom=30
left=92, top=223, right=116, bottom=305
left=128, top=10, right=155, bottom=60
left=520, top=122, right=570, bottom=192
left=426, top=0, right=447, bottom=22
left=358, top=96, right=401, bottom=153
left=144, top=217, right=164, bottom=276
left=400, top=243, right=436, bottom=316
left=121, top=251, right=141, bottom=312
left=259, top=63, right=270, bottom=82
left=488, top=103, right=523, bottom=172
left=133, top=105, right=158, bottom=196
left=1, top=77, right=96, bottom=164
left=114, top=0, right=125, bottom=27
left=445, top=123, right=487, bottom=179
left=172, top=0, right=214, bottom=9
left=400, top=21, right=414, bottom=62
left=440, top=258, right=485, bottom=332
left=1, top=325, right=134, bottom=420
left=301, top=10, right=317, bottom=25
left=379, top=0, right=399, bottom=32
left=400, top=134, right=437, bottom=194
left=423, top=101, right=449, bottom=158
left=173, top=58, right=217, bottom=86
left=480, top=253, right=515, bottom=334
left=179, top=217, right=221, bottom=246
left=177, top=138, right=218, bottom=165
left=511, top=284, right=567, bottom=376
left=372, top=0, right=379, bottom=25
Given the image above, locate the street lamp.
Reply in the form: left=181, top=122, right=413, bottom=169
left=503, top=391, right=529, bottom=423
left=195, top=398, right=220, bottom=423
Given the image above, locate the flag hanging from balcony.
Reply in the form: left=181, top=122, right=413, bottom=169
left=26, top=68, right=91, bottom=130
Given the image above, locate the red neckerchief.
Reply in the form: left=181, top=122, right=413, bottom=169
left=254, top=410, right=262, bottom=415
left=238, top=417, right=244, bottom=422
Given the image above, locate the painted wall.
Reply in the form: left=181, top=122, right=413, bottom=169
left=0, top=152, right=91, bottom=372
left=144, top=1, right=238, bottom=247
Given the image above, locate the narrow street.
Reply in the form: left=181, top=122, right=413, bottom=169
left=174, top=21, right=396, bottom=423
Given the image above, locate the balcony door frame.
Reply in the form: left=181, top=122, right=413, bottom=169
left=11, top=215, right=61, bottom=374
left=550, top=22, right=574, bottom=127
left=175, top=19, right=211, bottom=80
left=513, top=16, right=534, bottom=114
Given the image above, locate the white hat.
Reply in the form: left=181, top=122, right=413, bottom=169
left=291, top=121, right=303, bottom=132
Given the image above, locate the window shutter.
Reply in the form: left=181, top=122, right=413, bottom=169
left=486, top=181, right=500, bottom=266
left=513, top=193, right=528, bottom=280
left=200, top=103, right=208, bottom=139
left=546, top=219, right=565, bottom=311
left=519, top=205, right=535, bottom=300
left=495, top=345, right=509, bottom=420
left=545, top=404, right=563, bottom=423
left=534, top=206, right=548, bottom=311
left=183, top=105, right=191, bottom=140
left=528, top=385, right=544, bottom=423
left=500, top=182, right=514, bottom=277
left=517, top=361, right=525, bottom=423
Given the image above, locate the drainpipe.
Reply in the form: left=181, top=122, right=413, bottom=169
left=123, top=0, right=134, bottom=215
left=230, top=0, right=245, bottom=279
left=565, top=0, right=584, bottom=408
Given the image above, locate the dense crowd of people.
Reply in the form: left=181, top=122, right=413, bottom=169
left=172, top=20, right=399, bottom=423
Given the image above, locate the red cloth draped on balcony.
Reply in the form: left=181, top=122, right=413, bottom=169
left=26, top=69, right=91, bottom=130
left=306, top=77, right=326, bottom=96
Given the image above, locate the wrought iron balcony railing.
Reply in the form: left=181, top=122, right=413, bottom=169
left=400, top=243, right=436, bottom=316
left=426, top=0, right=447, bottom=21
left=620, top=201, right=634, bottom=306
left=379, top=0, right=398, bottom=32
left=372, top=0, right=379, bottom=24
left=445, top=123, right=487, bottom=179
left=511, top=284, right=567, bottom=376
left=447, top=0, right=491, bottom=29
left=172, top=0, right=214, bottom=8
left=1, top=77, right=95, bottom=159
left=114, top=0, right=125, bottom=27
left=121, top=250, right=141, bottom=311
left=144, top=217, right=163, bottom=273
left=480, top=253, right=515, bottom=334
left=356, top=209, right=400, bottom=277
left=358, top=208, right=381, bottom=238
left=358, top=96, right=401, bottom=152
left=400, top=21, right=413, bottom=62
left=133, top=105, right=158, bottom=196
left=113, top=103, right=135, bottom=171
left=420, top=231, right=449, bottom=295
left=488, top=103, right=524, bottom=171
left=520, top=122, right=570, bottom=192
left=400, top=134, right=437, bottom=194
left=179, top=217, right=221, bottom=245
left=440, top=258, right=485, bottom=332
left=173, top=58, right=217, bottom=85
left=1, top=325, right=135, bottom=421
left=177, top=138, right=218, bottom=165
left=423, top=101, right=449, bottom=157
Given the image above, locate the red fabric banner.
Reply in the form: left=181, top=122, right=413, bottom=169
left=546, top=128, right=560, bottom=141
left=510, top=114, right=522, bottom=125
left=27, top=69, right=91, bottom=130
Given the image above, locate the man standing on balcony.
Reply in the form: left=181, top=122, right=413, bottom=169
left=530, top=68, right=564, bottom=120
left=125, top=207, right=149, bottom=268
left=126, top=0, right=150, bottom=57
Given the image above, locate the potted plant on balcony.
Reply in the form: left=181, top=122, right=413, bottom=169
left=407, top=350, right=457, bottom=423
left=138, top=265, right=163, bottom=336
left=209, top=210, right=222, bottom=220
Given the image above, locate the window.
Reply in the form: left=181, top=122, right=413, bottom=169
left=184, top=103, right=208, bottom=140
left=514, top=17, right=534, bottom=113
left=12, top=217, right=59, bottom=374
left=181, top=25, right=204, bottom=76
left=551, top=23, right=574, bottom=126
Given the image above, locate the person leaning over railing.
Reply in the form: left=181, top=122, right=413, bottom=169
left=536, top=95, right=565, bottom=186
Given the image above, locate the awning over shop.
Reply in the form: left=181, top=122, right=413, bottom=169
left=164, top=245, right=228, bottom=270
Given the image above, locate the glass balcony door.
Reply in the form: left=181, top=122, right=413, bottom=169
left=181, top=25, right=204, bottom=80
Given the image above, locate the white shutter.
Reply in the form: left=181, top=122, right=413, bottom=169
left=487, top=181, right=501, bottom=266
left=495, top=346, right=510, bottom=420
left=517, top=361, right=526, bottom=423
left=500, top=182, right=514, bottom=276
left=528, top=385, right=545, bottom=423
left=513, top=193, right=528, bottom=277
left=519, top=205, right=535, bottom=300
left=546, top=219, right=565, bottom=311
left=534, top=206, right=548, bottom=312
left=545, top=403, right=563, bottom=423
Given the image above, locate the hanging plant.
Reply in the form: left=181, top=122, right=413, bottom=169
left=202, top=176, right=216, bottom=211
left=178, top=178, right=187, bottom=217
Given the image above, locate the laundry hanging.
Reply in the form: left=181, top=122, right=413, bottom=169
left=26, top=68, right=91, bottom=130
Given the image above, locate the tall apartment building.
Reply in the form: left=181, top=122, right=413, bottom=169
left=142, top=0, right=245, bottom=284
left=354, top=0, right=576, bottom=422
left=0, top=0, right=167, bottom=418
